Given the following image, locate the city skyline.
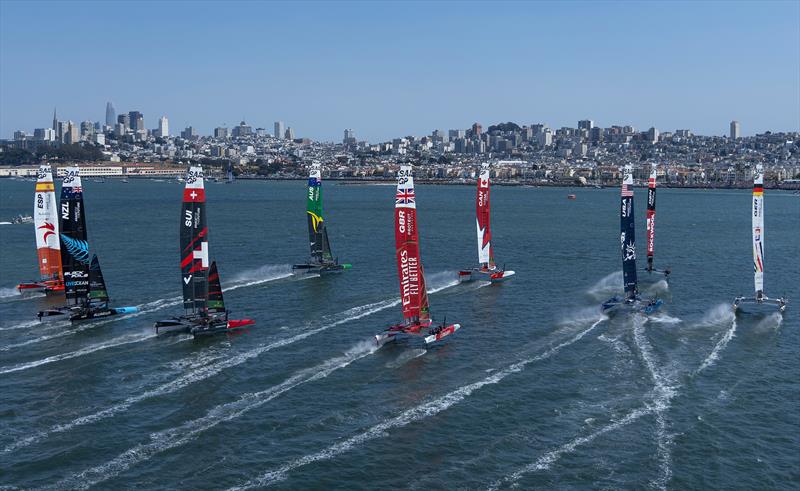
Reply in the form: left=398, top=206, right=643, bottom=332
left=1, top=1, right=799, bottom=141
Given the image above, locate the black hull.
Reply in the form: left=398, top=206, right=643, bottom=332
left=69, top=308, right=118, bottom=322
left=292, top=262, right=347, bottom=274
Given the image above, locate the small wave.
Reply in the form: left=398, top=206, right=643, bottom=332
left=50, top=342, right=378, bottom=490
left=229, top=317, right=607, bottom=489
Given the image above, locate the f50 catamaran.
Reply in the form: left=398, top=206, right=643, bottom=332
left=374, top=165, right=461, bottom=346
left=37, top=166, right=138, bottom=321
left=601, top=165, right=663, bottom=316
left=458, top=163, right=514, bottom=283
left=733, top=164, right=787, bottom=314
left=641, top=165, right=670, bottom=281
left=17, top=164, right=64, bottom=294
left=155, top=165, right=255, bottom=336
left=292, top=163, right=351, bottom=274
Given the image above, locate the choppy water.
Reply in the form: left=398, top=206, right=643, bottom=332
left=0, top=178, right=798, bottom=490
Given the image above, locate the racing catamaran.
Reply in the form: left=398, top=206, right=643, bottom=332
left=733, top=164, right=787, bottom=314
left=374, top=165, right=461, bottom=346
left=154, top=165, right=255, bottom=336
left=37, top=166, right=138, bottom=321
left=458, top=163, right=514, bottom=283
left=641, top=165, right=670, bottom=281
left=292, top=163, right=351, bottom=274
left=17, top=164, right=64, bottom=294
left=601, top=165, right=663, bottom=316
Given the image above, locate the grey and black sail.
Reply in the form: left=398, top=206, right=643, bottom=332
left=620, top=165, right=638, bottom=298
left=180, top=166, right=209, bottom=314
left=207, top=261, right=225, bottom=313
left=88, top=254, right=109, bottom=305
left=59, top=166, right=90, bottom=305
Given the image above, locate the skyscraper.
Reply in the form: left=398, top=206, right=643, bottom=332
left=52, top=108, right=57, bottom=131
left=730, top=120, right=741, bottom=139
left=157, top=116, right=169, bottom=137
left=647, top=127, right=659, bottom=143
left=285, top=127, right=295, bottom=140
left=129, top=111, right=144, bottom=132
left=274, top=121, right=285, bottom=139
left=105, top=102, right=116, bottom=126
left=578, top=120, right=594, bottom=131
left=343, top=128, right=356, bottom=144
left=471, top=122, right=482, bottom=136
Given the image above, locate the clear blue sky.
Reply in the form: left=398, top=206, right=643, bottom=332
left=1, top=0, right=798, bottom=142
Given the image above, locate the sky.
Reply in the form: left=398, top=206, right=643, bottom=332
left=1, top=0, right=798, bottom=142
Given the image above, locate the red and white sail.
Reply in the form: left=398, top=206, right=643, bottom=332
left=34, top=164, right=63, bottom=282
left=395, top=165, right=430, bottom=325
left=752, top=164, right=765, bottom=296
left=476, top=163, right=495, bottom=269
left=645, top=165, right=657, bottom=269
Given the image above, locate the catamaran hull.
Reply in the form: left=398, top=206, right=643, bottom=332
left=292, top=263, right=351, bottom=275
left=733, top=296, right=787, bottom=315
left=37, top=307, right=72, bottom=322
left=191, top=319, right=256, bottom=337
left=458, top=268, right=515, bottom=283
left=68, top=306, right=139, bottom=322
left=601, top=296, right=663, bottom=316
left=17, top=280, right=65, bottom=295
left=375, top=322, right=461, bottom=346
left=155, top=316, right=254, bottom=336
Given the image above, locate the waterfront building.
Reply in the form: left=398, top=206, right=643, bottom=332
left=730, top=120, right=741, bottom=139
left=105, top=102, right=116, bottom=126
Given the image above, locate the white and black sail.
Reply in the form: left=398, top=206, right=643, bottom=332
left=59, top=166, right=90, bottom=305
left=180, top=166, right=209, bottom=314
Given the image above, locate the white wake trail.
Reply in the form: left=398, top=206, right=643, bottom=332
left=4, top=297, right=401, bottom=454
left=695, top=318, right=737, bottom=375
left=47, top=342, right=378, bottom=491
left=230, top=317, right=607, bottom=489
left=0, top=332, right=159, bottom=375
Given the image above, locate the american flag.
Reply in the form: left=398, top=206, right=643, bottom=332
left=396, top=188, right=415, bottom=205
left=621, top=184, right=633, bottom=197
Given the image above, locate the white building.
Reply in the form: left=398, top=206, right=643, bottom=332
left=157, top=116, right=169, bottom=138
left=730, top=120, right=741, bottom=139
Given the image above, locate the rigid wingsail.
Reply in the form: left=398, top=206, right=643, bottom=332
left=733, top=164, right=787, bottom=314
left=458, top=163, right=514, bottom=283
left=154, top=165, right=255, bottom=336
left=37, top=166, right=138, bottom=322
left=292, top=163, right=351, bottom=274
left=640, top=164, right=671, bottom=282
left=601, top=164, right=663, bottom=316
left=17, top=164, right=64, bottom=295
left=374, top=165, right=461, bottom=346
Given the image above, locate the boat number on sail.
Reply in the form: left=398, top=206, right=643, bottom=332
left=399, top=249, right=419, bottom=306
left=753, top=197, right=760, bottom=217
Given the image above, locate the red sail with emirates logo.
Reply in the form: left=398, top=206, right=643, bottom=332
left=394, top=165, right=430, bottom=325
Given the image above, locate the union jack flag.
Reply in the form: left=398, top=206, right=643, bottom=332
left=396, top=188, right=415, bottom=205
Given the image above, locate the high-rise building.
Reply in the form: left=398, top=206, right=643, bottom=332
left=181, top=126, right=198, bottom=139
left=214, top=127, right=230, bottom=139
left=730, top=120, right=741, bottom=139
left=117, top=113, right=130, bottom=128
left=471, top=122, right=482, bottom=136
left=13, top=130, right=28, bottom=140
left=590, top=126, right=603, bottom=143
left=157, top=116, right=169, bottom=137
left=285, top=127, right=295, bottom=140
left=65, top=121, right=79, bottom=144
left=34, top=128, right=56, bottom=141
left=128, top=111, right=144, bottom=132
left=647, top=127, right=659, bottom=143
left=449, top=129, right=465, bottom=140
left=232, top=120, right=252, bottom=138
left=537, top=128, right=553, bottom=147
left=343, top=128, right=356, bottom=145
left=274, top=121, right=285, bottom=140
left=578, top=120, right=594, bottom=131
left=105, top=102, right=116, bottom=126
left=80, top=121, right=95, bottom=139
left=52, top=108, right=58, bottom=131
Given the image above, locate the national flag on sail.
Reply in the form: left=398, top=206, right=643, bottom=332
left=396, top=188, right=415, bottom=205
left=621, top=183, right=633, bottom=197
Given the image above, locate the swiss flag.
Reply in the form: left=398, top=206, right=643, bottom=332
left=183, top=188, right=205, bottom=202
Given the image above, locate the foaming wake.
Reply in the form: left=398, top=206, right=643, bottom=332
left=493, top=316, right=677, bottom=490
left=0, top=287, right=21, bottom=299
left=586, top=271, right=622, bottom=300
left=648, top=313, right=682, bottom=325
left=385, top=349, right=426, bottom=369
left=4, top=299, right=398, bottom=454
left=642, top=279, right=669, bottom=296
left=695, top=303, right=735, bottom=328
left=0, top=332, right=159, bottom=375
left=225, top=264, right=293, bottom=291
left=228, top=317, right=608, bottom=489
left=0, top=287, right=45, bottom=302
left=695, top=318, right=737, bottom=375
left=0, top=319, right=68, bottom=332
left=48, top=341, right=379, bottom=491
left=754, top=312, right=783, bottom=332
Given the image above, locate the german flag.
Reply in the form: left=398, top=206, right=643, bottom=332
left=753, top=184, right=764, bottom=196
